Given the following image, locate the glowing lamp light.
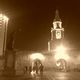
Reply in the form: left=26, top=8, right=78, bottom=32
left=55, top=53, right=69, bottom=61
left=30, top=53, right=45, bottom=60
left=56, top=62, right=61, bottom=67
left=55, top=45, right=69, bottom=61
left=0, top=14, right=2, bottom=18
left=0, top=14, right=9, bottom=21
left=3, top=15, right=9, bottom=21
left=31, top=70, right=36, bottom=77
left=55, top=45, right=66, bottom=54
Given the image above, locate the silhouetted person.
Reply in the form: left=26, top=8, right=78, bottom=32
left=36, top=65, right=38, bottom=74
left=26, top=66, right=28, bottom=71
left=33, top=66, right=36, bottom=72
left=24, top=66, right=27, bottom=74
left=29, top=66, right=32, bottom=73
left=35, top=62, right=38, bottom=74
left=39, top=64, right=43, bottom=74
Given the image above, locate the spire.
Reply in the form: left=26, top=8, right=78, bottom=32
left=54, top=10, right=61, bottom=22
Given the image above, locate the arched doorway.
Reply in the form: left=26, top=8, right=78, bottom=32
left=30, top=53, right=45, bottom=74
left=56, top=59, right=67, bottom=71
left=33, top=59, right=42, bottom=66
left=31, top=58, right=44, bottom=74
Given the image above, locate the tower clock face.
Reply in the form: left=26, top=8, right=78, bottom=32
left=56, top=30, right=61, bottom=39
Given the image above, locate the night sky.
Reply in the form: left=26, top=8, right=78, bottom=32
left=1, top=0, right=80, bottom=51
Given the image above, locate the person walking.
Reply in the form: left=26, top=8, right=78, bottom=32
left=24, top=66, right=28, bottom=74
left=39, top=64, right=43, bottom=74
left=29, top=66, right=32, bottom=74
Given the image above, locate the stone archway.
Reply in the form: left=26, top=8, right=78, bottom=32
left=56, top=59, right=67, bottom=71
left=32, top=59, right=42, bottom=68
left=31, top=58, right=42, bottom=73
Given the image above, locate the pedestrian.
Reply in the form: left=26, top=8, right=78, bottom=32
left=25, top=66, right=28, bottom=71
left=35, top=62, right=38, bottom=74
left=39, top=64, right=43, bottom=74
left=29, top=66, right=32, bottom=74
left=24, top=66, right=28, bottom=74
left=36, top=65, right=38, bottom=74
left=33, top=66, right=35, bottom=71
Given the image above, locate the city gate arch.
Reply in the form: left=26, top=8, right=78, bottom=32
left=31, top=58, right=42, bottom=70
left=56, top=59, right=67, bottom=71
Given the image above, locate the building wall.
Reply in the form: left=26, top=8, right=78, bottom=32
left=15, top=51, right=57, bottom=73
left=15, top=50, right=80, bottom=74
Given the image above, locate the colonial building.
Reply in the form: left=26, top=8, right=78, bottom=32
left=8, top=10, right=80, bottom=74
left=15, top=10, right=80, bottom=74
left=15, top=10, right=66, bottom=74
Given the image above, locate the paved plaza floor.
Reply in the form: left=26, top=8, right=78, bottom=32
left=0, top=71, right=80, bottom=80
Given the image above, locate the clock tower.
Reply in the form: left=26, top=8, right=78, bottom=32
left=48, top=10, right=64, bottom=52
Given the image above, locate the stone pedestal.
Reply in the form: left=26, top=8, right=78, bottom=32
left=3, top=50, right=15, bottom=76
